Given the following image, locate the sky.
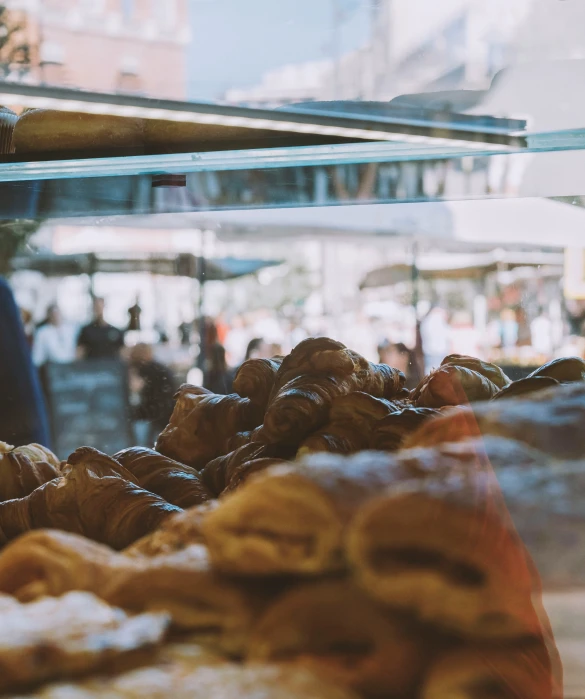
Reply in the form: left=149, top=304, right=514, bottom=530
left=187, top=0, right=371, bottom=101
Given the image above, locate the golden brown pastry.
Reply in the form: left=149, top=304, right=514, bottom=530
left=405, top=381, right=585, bottom=458
left=27, top=663, right=359, bottom=699
left=14, top=109, right=145, bottom=153
left=346, top=350, right=407, bottom=399
left=222, top=458, right=288, bottom=495
left=493, top=375, right=559, bottom=400
left=347, top=464, right=543, bottom=640
left=226, top=430, right=253, bottom=451
left=527, top=355, right=585, bottom=383
left=0, top=106, right=17, bottom=154
left=202, top=451, right=418, bottom=575
left=114, top=447, right=212, bottom=508
left=124, top=501, right=219, bottom=557
left=370, top=407, right=440, bottom=451
left=233, top=357, right=283, bottom=411
left=0, top=448, right=181, bottom=549
left=0, top=591, right=168, bottom=694
left=63, top=445, right=139, bottom=484
left=440, top=354, right=511, bottom=389
left=0, top=441, right=60, bottom=502
left=156, top=385, right=263, bottom=469
left=422, top=643, right=559, bottom=699
left=271, top=337, right=357, bottom=394
left=248, top=579, right=429, bottom=698
left=413, top=365, right=500, bottom=408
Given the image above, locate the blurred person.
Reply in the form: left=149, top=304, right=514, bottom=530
left=500, top=308, right=519, bottom=351
left=530, top=309, right=553, bottom=358
left=77, top=297, right=125, bottom=360
left=378, top=340, right=423, bottom=390
left=224, top=315, right=250, bottom=366
left=20, top=307, right=35, bottom=347
left=245, top=337, right=270, bottom=361
left=420, top=306, right=450, bottom=372
left=449, top=311, right=480, bottom=358
left=0, top=277, right=51, bottom=447
left=32, top=304, right=77, bottom=367
left=203, top=343, right=233, bottom=395
left=128, top=343, right=177, bottom=445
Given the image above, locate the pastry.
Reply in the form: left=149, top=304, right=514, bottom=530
left=346, top=460, right=544, bottom=640
left=233, top=357, right=283, bottom=411
left=202, top=451, right=418, bottom=575
left=345, top=350, right=408, bottom=399
left=0, top=591, right=168, bottom=694
left=25, top=663, right=359, bottom=699
left=0, top=106, right=17, bottom=154
left=222, top=458, right=288, bottom=495
left=370, top=407, right=439, bottom=451
left=527, top=355, right=585, bottom=383
left=422, top=643, right=560, bottom=699
left=63, top=445, right=139, bottom=484
left=13, top=109, right=145, bottom=153
left=493, top=375, right=559, bottom=400
left=413, top=365, right=500, bottom=408
left=248, top=579, right=428, bottom=698
left=0, top=441, right=60, bottom=502
left=114, top=447, right=212, bottom=508
left=0, top=448, right=181, bottom=549
left=405, top=381, right=585, bottom=458
left=156, top=385, right=263, bottom=470
left=125, top=501, right=220, bottom=557
left=440, top=354, right=511, bottom=389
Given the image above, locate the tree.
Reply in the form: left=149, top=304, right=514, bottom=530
left=0, top=3, right=31, bottom=79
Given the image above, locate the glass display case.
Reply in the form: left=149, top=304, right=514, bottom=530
left=0, top=1, right=584, bottom=697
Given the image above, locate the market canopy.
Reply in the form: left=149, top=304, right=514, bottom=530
left=10, top=253, right=282, bottom=282
left=360, top=249, right=564, bottom=289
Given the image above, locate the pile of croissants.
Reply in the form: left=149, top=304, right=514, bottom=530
left=0, top=337, right=582, bottom=697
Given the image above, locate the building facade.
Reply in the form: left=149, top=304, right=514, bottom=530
left=6, top=0, right=190, bottom=99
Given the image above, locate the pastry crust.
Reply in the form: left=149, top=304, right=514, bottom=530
left=233, top=357, right=283, bottom=411
left=0, top=441, right=60, bottom=502
left=248, top=579, right=428, bottom=698
left=0, top=591, right=168, bottom=694
left=370, top=406, right=439, bottom=451
left=413, top=365, right=499, bottom=408
left=156, top=385, right=263, bottom=470
left=527, top=355, right=585, bottom=383
left=14, top=109, right=145, bottom=153
left=440, top=354, right=511, bottom=389
left=493, top=375, right=559, bottom=400
left=114, top=447, right=212, bottom=508
left=422, top=643, right=559, bottom=699
left=202, top=452, right=417, bottom=575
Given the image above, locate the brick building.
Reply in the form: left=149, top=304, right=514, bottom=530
left=6, top=0, right=190, bottom=99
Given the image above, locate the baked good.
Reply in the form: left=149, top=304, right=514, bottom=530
left=0, top=106, right=17, bottom=154
left=248, top=579, right=428, bottom=698
left=413, top=365, right=500, bottom=408
left=347, top=459, right=543, bottom=640
left=440, top=354, right=511, bottom=389
left=13, top=109, right=145, bottom=154
left=233, top=357, right=283, bottom=411
left=527, top=355, right=585, bottom=383
left=0, top=591, right=168, bottom=694
left=222, top=458, right=288, bottom=495
left=0, top=441, right=60, bottom=502
left=370, top=407, right=439, bottom=451
left=125, top=501, right=220, bottom=557
left=156, top=385, right=263, bottom=470
left=422, top=643, right=559, bottom=699
left=202, top=451, right=418, bottom=575
left=114, top=447, right=212, bottom=508
left=493, top=375, right=559, bottom=400
left=405, top=381, right=585, bottom=458
left=26, top=663, right=359, bottom=699
left=345, top=350, right=407, bottom=399
left=0, top=448, right=181, bottom=549
left=63, top=445, right=139, bottom=484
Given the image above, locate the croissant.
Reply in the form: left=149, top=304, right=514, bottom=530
left=114, top=447, right=212, bottom=508
left=413, top=365, right=500, bottom=408
left=298, top=393, right=399, bottom=456
left=64, top=445, right=138, bottom=484
left=493, top=375, right=559, bottom=400
left=262, top=374, right=360, bottom=445
left=422, top=643, right=558, bottom=699
left=226, top=430, right=253, bottom=451
left=346, top=350, right=407, bottom=399
left=202, top=451, right=420, bottom=575
left=0, top=441, right=60, bottom=502
left=0, top=590, right=168, bottom=695
left=125, top=501, right=220, bottom=557
left=156, top=385, right=263, bottom=469
left=222, top=458, right=288, bottom=495
left=232, top=357, right=283, bottom=411
left=527, top=355, right=585, bottom=383
left=271, top=337, right=356, bottom=394
left=346, top=459, right=543, bottom=640
left=0, top=448, right=181, bottom=549
left=405, top=381, right=585, bottom=459
left=440, top=354, right=511, bottom=389
left=370, top=407, right=440, bottom=451
left=248, top=579, right=429, bottom=699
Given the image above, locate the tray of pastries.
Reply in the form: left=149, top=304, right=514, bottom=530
left=0, top=337, right=584, bottom=697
